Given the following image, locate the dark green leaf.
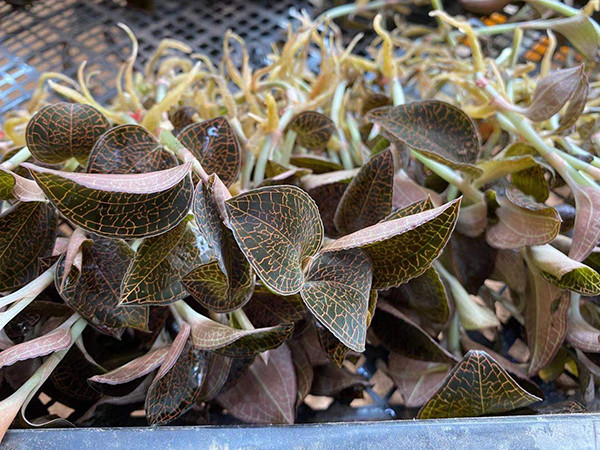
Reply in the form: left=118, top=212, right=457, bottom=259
left=334, top=149, right=394, bottom=235
left=177, top=117, right=241, bottom=186
left=449, top=231, right=498, bottom=295
left=182, top=176, right=255, bottom=312
left=324, top=199, right=460, bottom=289
left=290, top=155, right=343, bottom=174
left=170, top=106, right=198, bottom=131
left=226, top=185, right=323, bottom=295
left=302, top=249, right=372, bottom=352
left=24, top=162, right=193, bottom=238
left=120, top=216, right=213, bottom=305
left=87, top=124, right=177, bottom=174
left=388, top=267, right=450, bottom=324
left=0, top=202, right=57, bottom=291
left=418, top=350, right=541, bottom=418
left=25, top=102, right=110, bottom=164
left=368, top=101, right=482, bottom=176
left=288, top=111, right=335, bottom=150
left=145, top=325, right=208, bottom=425
left=56, top=237, right=149, bottom=336
left=243, top=285, right=306, bottom=328
left=372, top=302, right=457, bottom=364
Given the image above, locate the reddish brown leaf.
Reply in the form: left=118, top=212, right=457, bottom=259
left=217, top=344, right=296, bottom=424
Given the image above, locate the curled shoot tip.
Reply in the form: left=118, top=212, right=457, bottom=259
left=373, top=13, right=396, bottom=79
left=430, top=10, right=485, bottom=74
left=118, top=22, right=142, bottom=111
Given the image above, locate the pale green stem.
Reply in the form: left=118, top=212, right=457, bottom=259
left=160, top=130, right=208, bottom=181
left=1, top=146, right=31, bottom=171
left=346, top=113, right=365, bottom=166
left=62, top=158, right=80, bottom=172
left=391, top=77, right=405, bottom=108
left=448, top=313, right=461, bottom=358
left=253, top=109, right=296, bottom=185
left=554, top=148, right=600, bottom=180
left=559, top=137, right=600, bottom=169
left=431, top=0, right=457, bottom=47
left=231, top=308, right=254, bottom=331
left=506, top=28, right=523, bottom=102
left=241, top=149, right=255, bottom=189
left=0, top=263, right=56, bottom=309
left=331, top=81, right=353, bottom=170
left=411, top=150, right=484, bottom=203
left=280, top=130, right=297, bottom=166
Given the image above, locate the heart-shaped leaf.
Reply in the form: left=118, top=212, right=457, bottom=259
left=120, top=217, right=213, bottom=305
left=301, top=249, right=372, bottom=352
left=418, top=350, right=542, bottom=418
left=175, top=301, right=293, bottom=358
left=0, top=201, right=57, bottom=291
left=290, top=155, right=343, bottom=174
left=182, top=177, right=255, bottom=312
left=25, top=102, right=111, bottom=164
left=287, top=111, right=335, bottom=150
left=226, top=185, right=323, bottom=295
left=524, top=260, right=570, bottom=376
left=334, top=149, right=394, bottom=235
left=387, top=267, right=450, bottom=324
left=486, top=188, right=561, bottom=249
left=177, top=117, right=241, bottom=186
left=368, top=101, right=482, bottom=176
left=56, top=237, right=149, bottom=336
left=145, top=325, right=208, bottom=425
left=324, top=198, right=460, bottom=289
left=527, top=245, right=600, bottom=296
left=87, top=124, right=177, bottom=174
left=0, top=168, right=46, bottom=202
left=372, top=302, right=457, bottom=364
left=217, top=344, right=296, bottom=424
left=24, top=162, right=193, bottom=238
left=243, top=285, right=306, bottom=328
left=522, top=66, right=585, bottom=122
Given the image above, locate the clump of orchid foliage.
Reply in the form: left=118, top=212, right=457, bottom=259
left=2, top=0, right=600, bottom=437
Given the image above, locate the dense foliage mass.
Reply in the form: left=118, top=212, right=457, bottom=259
left=2, top=0, right=600, bottom=437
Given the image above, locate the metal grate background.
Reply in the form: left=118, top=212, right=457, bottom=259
left=0, top=0, right=312, bottom=117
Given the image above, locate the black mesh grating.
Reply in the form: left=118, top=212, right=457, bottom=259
left=0, top=0, right=312, bottom=117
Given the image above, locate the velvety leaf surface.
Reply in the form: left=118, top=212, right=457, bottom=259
left=389, top=267, right=450, bottom=324
left=372, top=302, right=457, bottom=364
left=528, top=245, right=600, bottom=296
left=288, top=111, right=335, bottom=150
left=302, top=249, right=372, bottom=352
left=324, top=199, right=460, bottom=289
left=226, top=185, right=323, bottom=295
left=183, top=177, right=254, bottom=312
left=305, top=175, right=351, bottom=238
left=24, top=162, right=193, bottom=238
left=146, top=330, right=208, bottom=425
left=197, top=352, right=233, bottom=402
left=121, top=217, right=212, bottom=305
left=177, top=117, right=241, bottom=186
left=217, top=344, right=296, bottom=424
left=315, top=322, right=350, bottom=366
left=25, top=102, right=110, bottom=164
left=570, top=185, right=600, bottom=262
left=56, top=238, right=149, bottom=336
left=87, top=124, right=177, bottom=174
left=525, top=263, right=570, bottom=376
left=243, top=285, right=306, bottom=328
left=449, top=231, right=498, bottom=295
left=418, top=350, right=541, bottom=419
left=368, top=101, right=481, bottom=176
left=179, top=304, right=293, bottom=358
left=0, top=201, right=57, bottom=291
left=334, top=149, right=394, bottom=235
left=290, top=155, right=343, bottom=174
left=171, top=106, right=198, bottom=130
left=288, top=339, right=313, bottom=407
left=522, top=66, right=585, bottom=122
